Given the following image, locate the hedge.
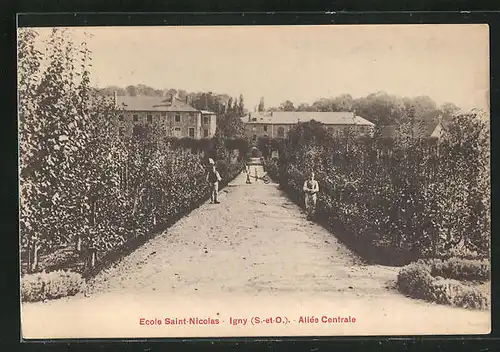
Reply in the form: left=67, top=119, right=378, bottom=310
left=21, top=270, right=85, bottom=302
left=264, top=116, right=490, bottom=265
left=21, top=136, right=245, bottom=278
left=396, top=259, right=490, bottom=310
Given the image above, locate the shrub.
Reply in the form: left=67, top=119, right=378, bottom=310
left=21, top=270, right=85, bottom=302
left=397, top=258, right=490, bottom=310
left=397, top=261, right=435, bottom=300
left=427, top=258, right=490, bottom=282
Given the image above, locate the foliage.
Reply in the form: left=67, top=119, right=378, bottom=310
left=397, top=259, right=490, bottom=310
left=18, top=28, right=246, bottom=278
left=21, top=270, right=85, bottom=302
left=267, top=114, right=490, bottom=264
left=269, top=92, right=462, bottom=129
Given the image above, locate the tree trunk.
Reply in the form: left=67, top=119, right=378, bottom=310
left=132, top=187, right=140, bottom=215
left=30, top=239, right=40, bottom=273
left=76, top=235, right=82, bottom=252
left=90, top=250, right=97, bottom=268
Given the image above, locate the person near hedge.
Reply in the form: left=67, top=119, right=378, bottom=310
left=303, top=171, right=319, bottom=220
left=206, top=158, right=222, bottom=204
left=245, top=162, right=252, bottom=184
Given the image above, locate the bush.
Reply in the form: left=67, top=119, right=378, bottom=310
left=427, top=258, right=490, bottom=282
left=397, top=259, right=490, bottom=310
left=21, top=270, right=85, bottom=302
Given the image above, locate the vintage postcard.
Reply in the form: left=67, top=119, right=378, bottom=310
left=18, top=24, right=491, bottom=339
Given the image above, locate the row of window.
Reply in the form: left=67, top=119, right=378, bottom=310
left=119, top=127, right=210, bottom=138
left=250, top=125, right=370, bottom=135
left=119, top=114, right=211, bottom=124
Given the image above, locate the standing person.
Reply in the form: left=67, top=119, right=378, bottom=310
left=303, top=171, right=319, bottom=220
left=245, top=162, right=252, bottom=184
left=206, top=158, right=222, bottom=204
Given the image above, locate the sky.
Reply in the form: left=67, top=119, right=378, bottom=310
left=31, top=24, right=489, bottom=112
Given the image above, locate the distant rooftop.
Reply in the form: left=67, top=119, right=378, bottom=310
left=115, top=95, right=199, bottom=112
left=242, top=111, right=375, bottom=126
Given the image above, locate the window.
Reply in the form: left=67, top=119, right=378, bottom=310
left=203, top=116, right=210, bottom=124
left=344, top=127, right=350, bottom=136
left=277, top=127, right=285, bottom=138
left=204, top=129, right=209, bottom=138
left=175, top=114, right=181, bottom=122
left=173, top=127, right=182, bottom=138
left=359, top=126, right=365, bottom=133
left=133, top=114, right=139, bottom=122
left=147, top=114, right=153, bottom=123
left=263, top=125, right=268, bottom=132
left=252, top=134, right=257, bottom=141
left=252, top=118, right=257, bottom=122
left=252, top=126, right=257, bottom=132
left=118, top=114, right=124, bottom=122
left=161, top=111, right=167, bottom=117
left=189, top=127, right=195, bottom=138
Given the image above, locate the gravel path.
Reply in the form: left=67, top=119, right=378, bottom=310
left=21, top=169, right=490, bottom=338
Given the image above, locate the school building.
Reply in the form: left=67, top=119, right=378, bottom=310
left=241, top=111, right=375, bottom=140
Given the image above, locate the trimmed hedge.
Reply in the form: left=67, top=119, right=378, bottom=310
left=397, top=259, right=490, bottom=310
left=21, top=270, right=85, bottom=302
left=265, top=117, right=490, bottom=265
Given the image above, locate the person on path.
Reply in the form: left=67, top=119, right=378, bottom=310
left=303, top=171, right=319, bottom=220
left=206, top=158, right=222, bottom=204
left=245, top=162, right=252, bottom=184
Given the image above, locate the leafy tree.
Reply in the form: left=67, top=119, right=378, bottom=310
left=279, top=100, right=296, bottom=111
left=125, top=85, right=138, bottom=96
left=238, top=94, right=245, bottom=116
left=258, top=97, right=265, bottom=112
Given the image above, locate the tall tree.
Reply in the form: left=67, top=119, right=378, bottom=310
left=238, top=94, right=245, bottom=116
left=258, top=97, right=265, bottom=112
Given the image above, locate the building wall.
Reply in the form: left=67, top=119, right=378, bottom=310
left=243, top=122, right=374, bottom=140
left=201, top=113, right=217, bottom=138
left=119, top=110, right=207, bottom=139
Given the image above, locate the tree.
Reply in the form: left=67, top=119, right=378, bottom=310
left=125, top=85, right=138, bottom=96
left=439, top=102, right=461, bottom=121
left=258, top=97, right=265, bottom=112
left=296, top=103, right=311, bottom=111
left=279, top=100, right=295, bottom=111
left=238, top=94, right=245, bottom=116
left=227, top=97, right=233, bottom=113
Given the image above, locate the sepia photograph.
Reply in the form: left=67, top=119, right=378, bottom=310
left=18, top=24, right=491, bottom=339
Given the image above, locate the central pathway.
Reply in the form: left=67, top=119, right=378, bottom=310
left=21, top=169, right=490, bottom=338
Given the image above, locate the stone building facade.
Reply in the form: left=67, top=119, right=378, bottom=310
left=115, top=94, right=217, bottom=139
left=242, top=111, right=375, bottom=140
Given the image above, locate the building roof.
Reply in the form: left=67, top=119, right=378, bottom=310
left=242, top=111, right=375, bottom=126
left=379, top=120, right=447, bottom=139
left=115, top=95, right=199, bottom=112
left=200, top=110, right=216, bottom=115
